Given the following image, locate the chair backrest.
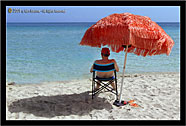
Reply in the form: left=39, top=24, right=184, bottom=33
left=93, top=63, right=115, bottom=72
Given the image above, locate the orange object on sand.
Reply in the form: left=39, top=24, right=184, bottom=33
left=80, top=13, right=174, bottom=56
left=128, top=100, right=135, bottom=103
left=127, top=100, right=139, bottom=107
left=129, top=103, right=139, bottom=107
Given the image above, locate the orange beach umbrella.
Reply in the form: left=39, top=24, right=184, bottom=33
left=79, top=13, right=174, bottom=105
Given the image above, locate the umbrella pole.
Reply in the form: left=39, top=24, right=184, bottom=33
left=119, top=45, right=128, bottom=103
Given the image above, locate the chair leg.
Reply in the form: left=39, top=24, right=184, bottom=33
left=92, top=88, right=93, bottom=99
left=92, top=80, right=94, bottom=99
left=92, top=72, right=95, bottom=99
left=115, top=81, right=118, bottom=100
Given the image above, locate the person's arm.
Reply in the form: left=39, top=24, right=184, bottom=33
left=113, top=59, right=119, bottom=72
left=90, top=61, right=97, bottom=73
left=90, top=60, right=98, bottom=72
left=90, top=64, right=94, bottom=73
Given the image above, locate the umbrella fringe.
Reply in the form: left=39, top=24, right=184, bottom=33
left=80, top=39, right=174, bottom=57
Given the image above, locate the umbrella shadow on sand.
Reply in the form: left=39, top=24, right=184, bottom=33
left=8, top=91, right=113, bottom=118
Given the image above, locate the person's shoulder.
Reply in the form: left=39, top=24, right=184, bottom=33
left=110, top=59, right=116, bottom=63
left=94, top=60, right=101, bottom=64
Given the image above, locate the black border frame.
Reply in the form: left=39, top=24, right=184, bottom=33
left=1, top=1, right=185, bottom=126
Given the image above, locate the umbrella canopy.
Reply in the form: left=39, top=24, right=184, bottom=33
left=80, top=13, right=174, bottom=56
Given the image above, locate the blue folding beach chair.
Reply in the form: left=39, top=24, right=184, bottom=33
left=92, top=63, right=118, bottom=100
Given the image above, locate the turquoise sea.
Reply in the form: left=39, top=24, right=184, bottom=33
left=6, top=22, right=180, bottom=84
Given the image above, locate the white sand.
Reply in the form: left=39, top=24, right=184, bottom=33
left=6, top=72, right=180, bottom=120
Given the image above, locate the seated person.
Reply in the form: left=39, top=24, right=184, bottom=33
left=90, top=47, right=119, bottom=90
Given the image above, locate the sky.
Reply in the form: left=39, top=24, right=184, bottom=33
left=6, top=6, right=180, bottom=23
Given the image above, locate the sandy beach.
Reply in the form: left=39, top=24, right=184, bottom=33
left=6, top=72, right=180, bottom=120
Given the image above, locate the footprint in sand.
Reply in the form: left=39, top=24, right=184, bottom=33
left=153, top=104, right=162, bottom=109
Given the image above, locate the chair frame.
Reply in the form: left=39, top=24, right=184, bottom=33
left=92, top=63, right=118, bottom=100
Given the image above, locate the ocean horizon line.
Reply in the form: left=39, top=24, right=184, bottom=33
left=7, top=21, right=180, bottom=24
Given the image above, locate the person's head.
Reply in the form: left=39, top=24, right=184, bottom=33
left=101, top=48, right=110, bottom=58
